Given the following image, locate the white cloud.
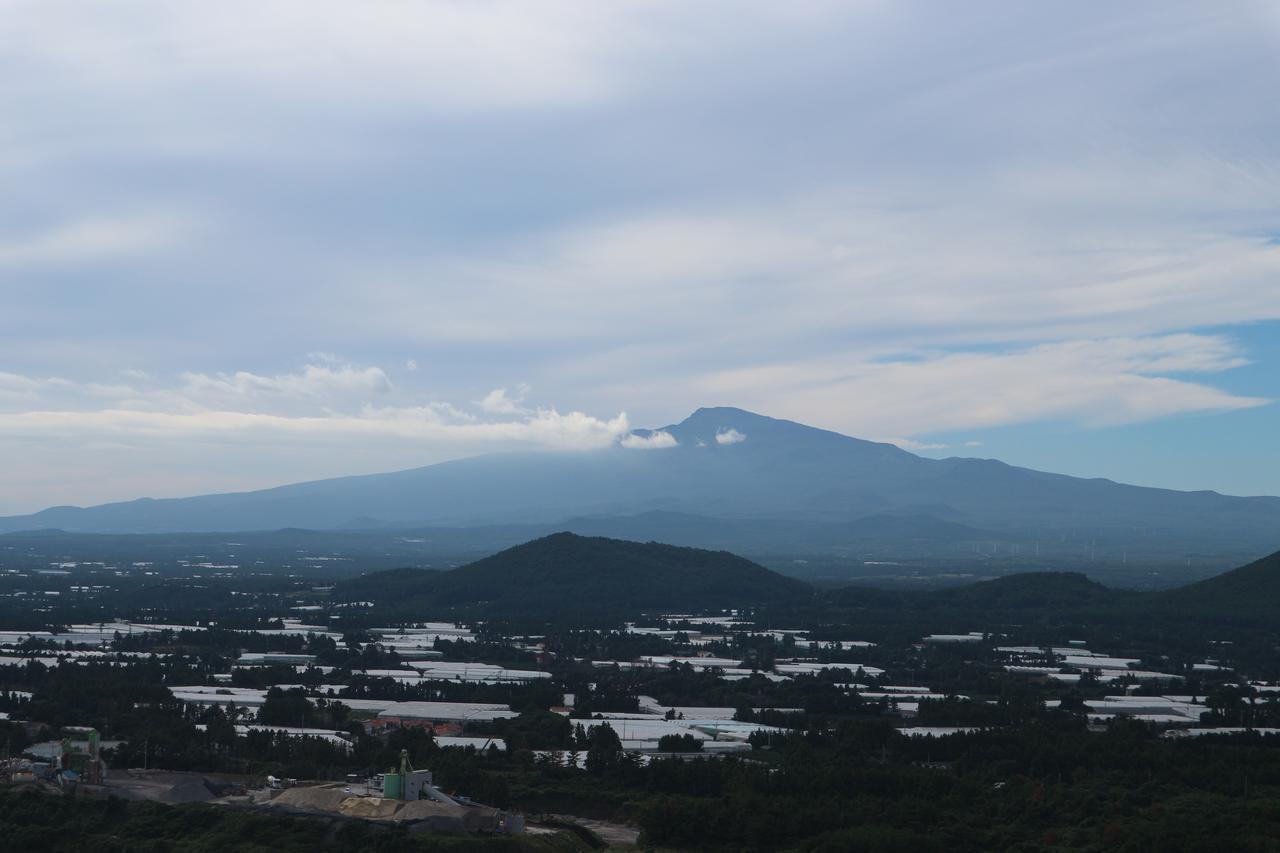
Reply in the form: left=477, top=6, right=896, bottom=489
left=0, top=211, right=193, bottom=269
left=178, top=364, right=393, bottom=404
left=0, top=362, right=632, bottom=512
left=887, top=438, right=948, bottom=452
left=477, top=384, right=531, bottom=415
left=682, top=334, right=1269, bottom=442
left=0, top=405, right=627, bottom=448
left=620, top=430, right=678, bottom=450
left=405, top=359, right=418, bottom=371
left=0, top=401, right=632, bottom=512
left=379, top=175, right=1280, bottom=351
left=714, top=428, right=746, bottom=445
left=0, top=365, right=632, bottom=510
left=963, top=441, right=984, bottom=448
left=0, top=372, right=74, bottom=400
left=0, top=2, right=635, bottom=119
left=7, top=4, right=1279, bottom=371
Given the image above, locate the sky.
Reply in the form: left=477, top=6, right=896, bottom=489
left=2, top=0, right=1279, bottom=514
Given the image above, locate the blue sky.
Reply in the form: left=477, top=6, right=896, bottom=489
left=1, top=1, right=1279, bottom=513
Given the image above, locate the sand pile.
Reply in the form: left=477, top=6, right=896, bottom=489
left=262, top=783, right=502, bottom=834
left=338, top=796, right=403, bottom=819
left=264, top=784, right=346, bottom=812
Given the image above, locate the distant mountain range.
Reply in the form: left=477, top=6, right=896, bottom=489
left=3, top=407, right=1277, bottom=575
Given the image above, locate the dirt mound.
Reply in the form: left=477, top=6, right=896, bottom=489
left=159, top=777, right=217, bottom=804
left=338, top=796, right=404, bottom=819
left=262, top=784, right=499, bottom=833
left=265, top=784, right=351, bottom=813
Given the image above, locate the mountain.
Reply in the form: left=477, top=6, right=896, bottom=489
left=930, top=571, right=1119, bottom=610
left=0, top=407, right=936, bottom=533
left=331, top=532, right=812, bottom=618
left=2, top=407, right=1277, bottom=574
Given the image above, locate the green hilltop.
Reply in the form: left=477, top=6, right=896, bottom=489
left=334, top=532, right=813, bottom=620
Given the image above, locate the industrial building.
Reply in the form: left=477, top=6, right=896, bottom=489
left=258, top=749, right=524, bottom=835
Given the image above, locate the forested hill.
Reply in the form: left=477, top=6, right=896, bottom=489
left=813, top=550, right=1280, bottom=653
left=824, top=571, right=1122, bottom=611
left=1156, top=549, right=1280, bottom=620
left=333, top=532, right=813, bottom=619
left=334, top=534, right=1280, bottom=638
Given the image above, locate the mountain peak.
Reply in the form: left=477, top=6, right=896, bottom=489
left=650, top=407, right=914, bottom=458
left=685, top=405, right=759, bottom=420
left=663, top=407, right=774, bottom=446
left=680, top=406, right=792, bottom=428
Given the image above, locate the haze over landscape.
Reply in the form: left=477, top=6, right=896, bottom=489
left=5, top=3, right=1280, bottom=851
left=3, top=406, right=1277, bottom=589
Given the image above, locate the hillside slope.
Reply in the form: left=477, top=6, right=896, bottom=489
left=1157, top=549, right=1280, bottom=621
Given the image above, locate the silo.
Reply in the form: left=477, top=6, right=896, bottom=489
left=382, top=772, right=403, bottom=800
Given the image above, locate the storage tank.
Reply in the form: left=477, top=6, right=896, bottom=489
left=382, top=772, right=403, bottom=800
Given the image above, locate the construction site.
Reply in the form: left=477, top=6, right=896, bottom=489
left=2, top=737, right=527, bottom=839
left=252, top=749, right=524, bottom=835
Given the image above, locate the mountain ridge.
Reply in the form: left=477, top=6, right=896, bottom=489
left=2, top=408, right=1277, bottom=574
